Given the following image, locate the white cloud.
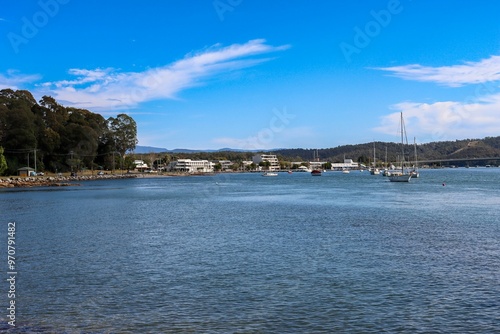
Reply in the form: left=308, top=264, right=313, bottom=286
left=376, top=55, right=500, bottom=87
left=0, top=70, right=41, bottom=90
left=40, top=39, right=290, bottom=110
left=374, top=91, right=500, bottom=142
left=374, top=55, right=500, bottom=142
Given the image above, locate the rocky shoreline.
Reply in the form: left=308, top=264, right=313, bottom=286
left=0, top=174, right=137, bottom=188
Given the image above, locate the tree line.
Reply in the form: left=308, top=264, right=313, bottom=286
left=0, top=89, right=138, bottom=175
left=136, top=137, right=500, bottom=170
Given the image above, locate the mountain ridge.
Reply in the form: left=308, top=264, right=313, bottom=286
left=134, top=136, right=500, bottom=166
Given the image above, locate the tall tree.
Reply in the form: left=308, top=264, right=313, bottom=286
left=107, top=114, right=138, bottom=157
left=0, top=146, right=7, bottom=175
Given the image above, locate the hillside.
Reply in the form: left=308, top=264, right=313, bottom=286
left=272, top=137, right=500, bottom=165
left=130, top=137, right=500, bottom=168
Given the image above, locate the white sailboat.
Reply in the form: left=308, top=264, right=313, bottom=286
left=411, top=137, right=420, bottom=178
left=382, top=146, right=390, bottom=176
left=389, top=112, right=412, bottom=182
left=370, top=142, right=380, bottom=175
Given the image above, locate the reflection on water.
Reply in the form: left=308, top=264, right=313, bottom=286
left=1, top=169, right=499, bottom=333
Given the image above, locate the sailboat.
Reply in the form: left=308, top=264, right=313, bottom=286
left=382, top=146, right=391, bottom=176
left=370, top=142, right=380, bottom=175
left=410, top=137, right=420, bottom=178
left=389, top=112, right=412, bottom=182
left=311, top=149, right=322, bottom=176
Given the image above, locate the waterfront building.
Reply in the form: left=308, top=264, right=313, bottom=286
left=212, top=160, right=233, bottom=171
left=18, top=166, right=35, bottom=177
left=252, top=154, right=280, bottom=171
left=133, top=160, right=149, bottom=171
left=168, top=159, right=214, bottom=173
left=241, top=161, right=255, bottom=171
left=331, top=159, right=360, bottom=170
left=309, top=161, right=327, bottom=170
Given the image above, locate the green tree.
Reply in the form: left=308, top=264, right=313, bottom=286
left=231, top=163, right=240, bottom=171
left=322, top=162, right=332, bottom=170
left=259, top=160, right=271, bottom=170
left=0, top=146, right=7, bottom=175
left=107, top=114, right=138, bottom=157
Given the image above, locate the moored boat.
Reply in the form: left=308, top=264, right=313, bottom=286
left=389, top=112, right=412, bottom=183
left=311, top=169, right=322, bottom=176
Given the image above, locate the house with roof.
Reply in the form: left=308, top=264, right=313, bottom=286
left=18, top=167, right=35, bottom=177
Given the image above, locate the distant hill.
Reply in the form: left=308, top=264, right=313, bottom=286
left=272, top=136, right=500, bottom=165
left=132, top=136, right=500, bottom=166
left=132, top=146, right=267, bottom=154
left=132, top=146, right=169, bottom=153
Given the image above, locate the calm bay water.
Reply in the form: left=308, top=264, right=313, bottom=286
left=1, top=169, right=499, bottom=333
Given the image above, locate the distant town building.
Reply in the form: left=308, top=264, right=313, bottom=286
left=309, top=161, right=328, bottom=170
left=241, top=161, right=254, bottom=171
left=168, top=159, right=214, bottom=173
left=18, top=167, right=35, bottom=177
left=134, top=160, right=149, bottom=171
left=331, top=159, right=360, bottom=170
left=212, top=160, right=233, bottom=171
left=252, top=154, right=280, bottom=171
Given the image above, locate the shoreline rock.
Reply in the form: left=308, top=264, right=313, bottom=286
left=0, top=174, right=137, bottom=188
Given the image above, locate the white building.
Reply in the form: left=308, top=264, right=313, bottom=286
left=252, top=154, right=280, bottom=171
left=168, top=159, right=214, bottom=173
left=241, top=161, right=254, bottom=171
left=331, top=159, right=360, bottom=170
left=213, top=160, right=233, bottom=171
left=134, top=160, right=149, bottom=171
left=309, top=161, right=327, bottom=170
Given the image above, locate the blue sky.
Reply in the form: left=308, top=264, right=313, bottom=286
left=2, top=0, right=500, bottom=150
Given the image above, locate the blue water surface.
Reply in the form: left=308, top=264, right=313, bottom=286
left=0, top=169, right=499, bottom=333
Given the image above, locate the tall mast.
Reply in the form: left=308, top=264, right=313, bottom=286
left=400, top=112, right=404, bottom=173
left=373, top=142, right=376, bottom=169
left=414, top=137, right=418, bottom=170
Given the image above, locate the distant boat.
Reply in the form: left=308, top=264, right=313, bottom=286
left=311, top=169, right=322, bottom=176
left=288, top=170, right=293, bottom=174
left=370, top=142, right=380, bottom=175
left=296, top=166, right=311, bottom=172
left=262, top=172, right=278, bottom=177
left=342, top=168, right=350, bottom=174
left=389, top=112, right=412, bottom=183
left=411, top=137, right=420, bottom=178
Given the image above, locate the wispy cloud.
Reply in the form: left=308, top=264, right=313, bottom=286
left=40, top=39, right=290, bottom=110
left=375, top=55, right=500, bottom=87
left=0, top=70, right=41, bottom=90
left=374, top=92, right=500, bottom=142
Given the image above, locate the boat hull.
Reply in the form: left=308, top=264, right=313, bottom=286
left=389, top=174, right=412, bottom=182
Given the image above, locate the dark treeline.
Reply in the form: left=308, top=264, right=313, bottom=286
left=148, top=138, right=500, bottom=167
left=270, top=138, right=500, bottom=166
left=0, top=89, right=138, bottom=175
